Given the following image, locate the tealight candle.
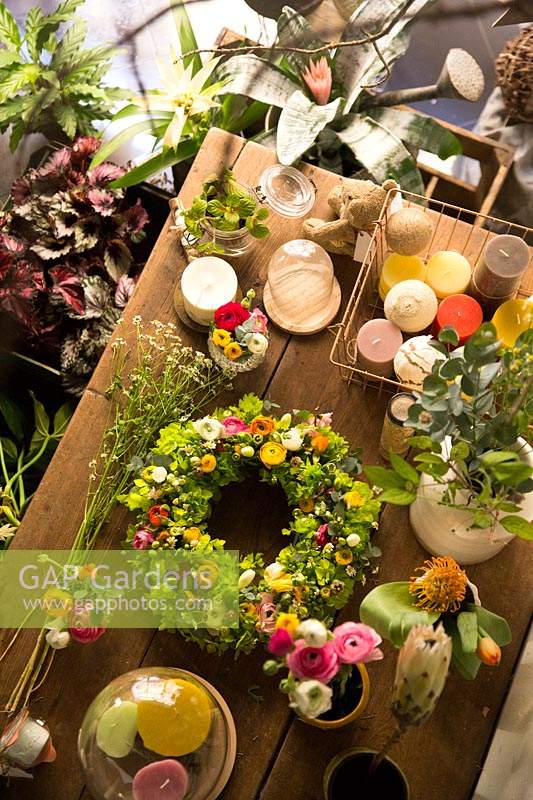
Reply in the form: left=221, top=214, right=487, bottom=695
left=473, top=235, right=530, bottom=299
left=491, top=297, right=533, bottom=347
left=355, top=318, right=403, bottom=377
left=181, top=257, right=238, bottom=326
left=433, top=294, right=483, bottom=345
left=426, top=251, right=471, bottom=299
left=96, top=700, right=138, bottom=758
left=132, top=759, right=189, bottom=800
left=379, top=253, right=426, bottom=300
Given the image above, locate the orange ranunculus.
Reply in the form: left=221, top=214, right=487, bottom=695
left=200, top=454, right=217, bottom=473
left=148, top=504, right=169, bottom=526
left=311, top=433, right=329, bottom=453
left=250, top=416, right=275, bottom=436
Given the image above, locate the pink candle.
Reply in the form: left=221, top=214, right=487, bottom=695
left=433, top=294, right=483, bottom=345
left=356, top=318, right=403, bottom=377
left=132, top=759, right=189, bottom=800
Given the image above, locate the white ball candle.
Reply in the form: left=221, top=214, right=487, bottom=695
left=181, top=257, right=238, bottom=326
left=384, top=279, right=438, bottom=333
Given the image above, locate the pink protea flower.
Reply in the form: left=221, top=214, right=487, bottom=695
left=301, top=57, right=332, bottom=106
left=268, top=627, right=294, bottom=656
left=333, top=622, right=383, bottom=664
left=221, top=416, right=250, bottom=436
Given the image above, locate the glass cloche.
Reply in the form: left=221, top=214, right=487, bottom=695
left=78, top=668, right=236, bottom=800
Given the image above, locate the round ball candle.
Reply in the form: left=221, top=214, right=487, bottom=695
left=433, top=294, right=483, bottom=345
left=356, top=318, right=403, bottom=377
left=385, top=208, right=434, bottom=256
left=474, top=235, right=530, bottom=299
left=379, top=253, right=426, bottom=300
left=394, top=335, right=445, bottom=390
left=132, top=759, right=189, bottom=800
left=491, top=297, right=533, bottom=347
left=384, top=279, right=438, bottom=333
left=181, top=257, right=238, bottom=326
left=426, top=251, right=471, bottom=299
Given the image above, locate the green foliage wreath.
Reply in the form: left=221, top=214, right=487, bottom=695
left=121, top=394, right=381, bottom=654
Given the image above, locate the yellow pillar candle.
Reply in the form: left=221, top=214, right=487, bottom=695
left=491, top=297, right=533, bottom=347
left=426, top=251, right=471, bottom=299
left=379, top=253, right=426, bottom=300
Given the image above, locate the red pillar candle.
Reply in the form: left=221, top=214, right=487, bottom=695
left=433, top=294, right=483, bottom=345
left=132, top=759, right=189, bottom=800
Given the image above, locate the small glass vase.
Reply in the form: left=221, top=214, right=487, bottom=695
left=200, top=221, right=253, bottom=258
left=208, top=337, right=265, bottom=373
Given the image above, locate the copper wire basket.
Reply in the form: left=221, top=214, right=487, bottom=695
left=329, top=189, right=533, bottom=395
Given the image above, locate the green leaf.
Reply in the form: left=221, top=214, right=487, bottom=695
left=30, top=392, right=50, bottom=437
left=277, top=90, right=342, bottom=165
left=54, top=104, right=77, bottom=139
left=470, top=604, right=511, bottom=646
left=500, top=515, right=533, bottom=541
left=9, top=118, right=25, bottom=152
left=472, top=509, right=493, bottom=529
left=24, top=6, right=44, bottom=60
left=438, top=325, right=461, bottom=346
left=172, top=0, right=202, bottom=74
left=336, top=114, right=425, bottom=193
left=439, top=357, right=464, bottom=379
left=491, top=461, right=532, bottom=486
left=445, top=617, right=480, bottom=680
left=0, top=2, right=21, bottom=50
left=364, top=465, right=406, bottom=490
left=450, top=442, right=470, bottom=460
left=481, top=451, right=519, bottom=466
left=90, top=119, right=167, bottom=168
left=379, top=488, right=417, bottom=505
left=53, top=402, right=73, bottom=438
left=389, top=451, right=419, bottom=484
left=0, top=64, right=40, bottom=103
left=51, top=18, right=87, bottom=72
left=360, top=581, right=439, bottom=648
left=0, top=392, right=25, bottom=441
left=276, top=6, right=326, bottom=73
left=0, top=437, right=18, bottom=463
left=0, top=50, right=21, bottom=68
left=110, top=140, right=199, bottom=188
left=215, top=55, right=299, bottom=108
left=366, top=108, right=462, bottom=160
left=457, top=611, right=479, bottom=654
left=410, top=435, right=437, bottom=451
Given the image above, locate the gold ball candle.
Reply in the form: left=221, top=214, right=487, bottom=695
left=379, top=253, right=427, bottom=300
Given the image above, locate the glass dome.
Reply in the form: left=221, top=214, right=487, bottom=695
left=78, top=668, right=236, bottom=800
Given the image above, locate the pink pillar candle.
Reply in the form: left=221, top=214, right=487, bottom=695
left=356, top=318, right=403, bottom=377
left=473, top=235, right=530, bottom=299
left=433, top=294, right=483, bottom=345
left=132, top=759, right=189, bottom=800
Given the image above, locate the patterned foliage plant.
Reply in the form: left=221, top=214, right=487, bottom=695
left=0, top=137, right=149, bottom=392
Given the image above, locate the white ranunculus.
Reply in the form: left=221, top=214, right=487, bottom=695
left=297, top=618, right=328, bottom=648
left=346, top=533, right=361, bottom=547
left=151, top=466, right=168, bottom=484
left=264, top=562, right=285, bottom=581
left=280, top=427, right=304, bottom=452
left=238, top=569, right=256, bottom=590
left=290, top=680, right=333, bottom=719
left=46, top=629, right=71, bottom=650
left=192, top=416, right=224, bottom=442
left=247, top=333, right=268, bottom=355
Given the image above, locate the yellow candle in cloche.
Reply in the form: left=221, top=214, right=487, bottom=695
left=491, top=297, right=533, bottom=347
left=426, top=251, right=471, bottom=299
left=379, top=253, right=427, bottom=300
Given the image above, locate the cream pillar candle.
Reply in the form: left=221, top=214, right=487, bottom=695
left=426, top=251, right=471, bottom=299
left=181, top=257, right=238, bottom=326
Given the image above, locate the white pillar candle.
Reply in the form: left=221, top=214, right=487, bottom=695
left=181, top=257, right=238, bottom=326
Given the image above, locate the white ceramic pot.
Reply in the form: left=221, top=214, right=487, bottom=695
left=409, top=437, right=533, bottom=565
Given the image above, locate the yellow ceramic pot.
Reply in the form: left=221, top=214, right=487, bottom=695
left=294, top=663, right=370, bottom=730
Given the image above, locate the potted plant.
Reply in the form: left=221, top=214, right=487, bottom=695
left=263, top=617, right=382, bottom=729
left=324, top=623, right=452, bottom=799
left=208, top=291, right=270, bottom=372
left=183, top=170, right=270, bottom=257
left=365, top=325, right=533, bottom=564
left=360, top=555, right=511, bottom=680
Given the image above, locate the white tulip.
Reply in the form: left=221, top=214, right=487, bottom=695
left=346, top=533, right=361, bottom=547
left=238, top=569, right=256, bottom=590
left=151, top=467, right=168, bottom=484
left=247, top=333, right=268, bottom=355
left=290, top=680, right=333, bottom=719
left=297, top=619, right=328, bottom=648
left=192, top=416, right=224, bottom=441
left=280, top=428, right=304, bottom=452
left=264, top=562, right=285, bottom=581
left=46, top=629, right=71, bottom=650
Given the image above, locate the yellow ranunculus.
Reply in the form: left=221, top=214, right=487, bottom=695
left=224, top=342, right=243, bottom=361
left=200, top=454, right=217, bottom=473
left=344, top=489, right=365, bottom=508
left=335, top=547, right=353, bottom=565
left=259, top=442, right=287, bottom=468
left=183, top=527, right=201, bottom=543
left=212, top=329, right=231, bottom=348
left=269, top=576, right=294, bottom=594
left=275, top=612, right=299, bottom=635
left=43, top=588, right=73, bottom=618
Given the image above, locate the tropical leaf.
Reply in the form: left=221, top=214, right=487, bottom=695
left=227, top=99, right=269, bottom=133
left=0, top=50, right=21, bottom=69
left=0, top=392, right=25, bottom=441
left=54, top=104, right=77, bottom=139
left=276, top=6, right=326, bottom=73
left=277, top=90, right=342, bottom=164
left=0, top=2, right=21, bottom=50
left=51, top=19, right=87, bottom=72
left=0, top=64, right=40, bottom=104
left=215, top=55, right=299, bottom=107
left=359, top=581, right=440, bottom=648
left=172, top=0, right=202, bottom=74
left=24, top=6, right=45, bottom=61
left=335, top=0, right=433, bottom=112
left=336, top=114, right=425, bottom=193
left=109, top=139, right=199, bottom=188
left=367, top=108, right=462, bottom=160
left=90, top=119, right=167, bottom=168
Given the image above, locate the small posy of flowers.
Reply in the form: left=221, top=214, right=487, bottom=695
left=210, top=290, right=269, bottom=363
left=264, top=617, right=382, bottom=719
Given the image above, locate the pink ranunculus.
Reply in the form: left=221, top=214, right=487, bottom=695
left=256, top=592, right=277, bottom=635
left=315, top=523, right=329, bottom=548
left=287, top=639, right=339, bottom=683
left=251, top=307, right=268, bottom=334
left=268, top=627, right=294, bottom=656
left=221, top=415, right=250, bottom=437
left=68, top=605, right=106, bottom=644
left=133, top=528, right=155, bottom=550
left=333, top=622, right=383, bottom=664
left=69, top=625, right=106, bottom=644
left=316, top=412, right=333, bottom=428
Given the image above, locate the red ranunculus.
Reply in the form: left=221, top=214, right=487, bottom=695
left=148, top=505, right=169, bottom=526
left=214, top=302, right=250, bottom=332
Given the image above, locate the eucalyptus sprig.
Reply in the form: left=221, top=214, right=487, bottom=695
left=365, top=325, right=533, bottom=541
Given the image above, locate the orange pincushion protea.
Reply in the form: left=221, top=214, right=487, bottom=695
left=409, top=556, right=468, bottom=613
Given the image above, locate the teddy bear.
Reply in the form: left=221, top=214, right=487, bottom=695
left=302, top=178, right=397, bottom=256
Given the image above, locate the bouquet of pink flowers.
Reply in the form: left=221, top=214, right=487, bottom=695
left=264, top=616, right=382, bottom=720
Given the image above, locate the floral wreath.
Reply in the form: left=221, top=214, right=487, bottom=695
left=121, top=394, right=381, bottom=655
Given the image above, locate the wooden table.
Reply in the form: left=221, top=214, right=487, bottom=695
left=1, top=129, right=532, bottom=800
